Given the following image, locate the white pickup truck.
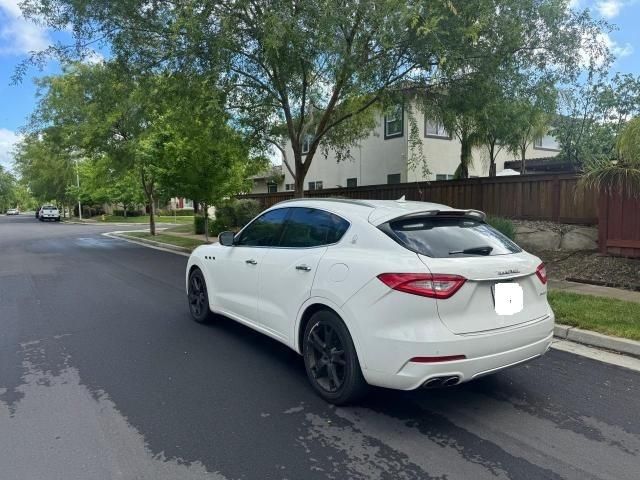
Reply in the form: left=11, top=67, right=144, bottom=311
left=38, top=205, right=61, bottom=222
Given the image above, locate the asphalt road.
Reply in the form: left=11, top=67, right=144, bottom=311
left=1, top=214, right=639, bottom=480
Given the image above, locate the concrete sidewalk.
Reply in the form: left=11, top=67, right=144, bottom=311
left=549, top=279, right=640, bottom=304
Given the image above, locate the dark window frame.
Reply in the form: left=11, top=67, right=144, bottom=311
left=384, top=104, right=404, bottom=139
left=424, top=117, right=452, bottom=139
left=387, top=173, right=401, bottom=184
left=533, top=134, right=561, bottom=151
left=302, top=134, right=313, bottom=155
left=346, top=177, right=358, bottom=188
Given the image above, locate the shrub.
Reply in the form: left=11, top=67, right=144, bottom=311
left=158, top=208, right=194, bottom=216
left=215, top=199, right=261, bottom=229
left=208, top=219, right=227, bottom=237
left=486, top=216, right=516, bottom=240
left=194, top=215, right=206, bottom=234
left=113, top=209, right=144, bottom=217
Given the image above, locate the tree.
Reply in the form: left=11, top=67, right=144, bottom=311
left=153, top=75, right=265, bottom=240
left=14, top=130, right=76, bottom=210
left=20, top=0, right=606, bottom=195
left=556, top=73, right=640, bottom=167
left=580, top=117, right=640, bottom=198
left=0, top=166, right=17, bottom=213
left=24, top=63, right=168, bottom=233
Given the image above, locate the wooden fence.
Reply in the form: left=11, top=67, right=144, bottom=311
left=239, top=173, right=599, bottom=225
left=599, top=192, right=640, bottom=258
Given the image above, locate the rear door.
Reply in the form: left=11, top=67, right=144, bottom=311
left=258, top=207, right=350, bottom=342
left=380, top=216, right=549, bottom=334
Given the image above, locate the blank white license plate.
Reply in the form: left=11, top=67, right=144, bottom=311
left=493, top=282, right=524, bottom=315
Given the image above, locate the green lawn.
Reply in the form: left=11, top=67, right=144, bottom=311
left=122, top=232, right=206, bottom=251
left=164, top=223, right=194, bottom=233
left=93, top=215, right=194, bottom=224
left=548, top=291, right=640, bottom=341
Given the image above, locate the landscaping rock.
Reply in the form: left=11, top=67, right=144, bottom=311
left=516, top=230, right=562, bottom=251
left=560, top=227, right=598, bottom=251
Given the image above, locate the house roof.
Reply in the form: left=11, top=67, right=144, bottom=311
left=503, top=156, right=578, bottom=173
left=249, top=164, right=284, bottom=181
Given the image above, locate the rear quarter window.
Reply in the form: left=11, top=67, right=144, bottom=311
left=380, top=216, right=521, bottom=258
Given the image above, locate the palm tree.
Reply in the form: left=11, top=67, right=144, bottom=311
left=579, top=117, right=640, bottom=197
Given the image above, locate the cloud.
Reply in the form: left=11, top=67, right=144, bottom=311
left=601, top=32, right=634, bottom=58
left=82, top=50, right=105, bottom=65
left=595, top=0, right=637, bottom=18
left=0, top=0, right=51, bottom=55
left=0, top=128, right=21, bottom=171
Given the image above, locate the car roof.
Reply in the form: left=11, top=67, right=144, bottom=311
left=272, top=197, right=484, bottom=225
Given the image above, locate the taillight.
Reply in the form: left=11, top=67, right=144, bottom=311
left=535, top=263, right=547, bottom=285
left=377, top=273, right=466, bottom=299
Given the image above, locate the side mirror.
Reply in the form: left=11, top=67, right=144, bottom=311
left=218, top=231, right=236, bottom=246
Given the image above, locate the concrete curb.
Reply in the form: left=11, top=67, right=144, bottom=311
left=554, top=324, right=640, bottom=358
left=106, top=232, right=192, bottom=255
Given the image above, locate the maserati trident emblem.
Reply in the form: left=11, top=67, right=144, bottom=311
left=498, top=269, right=520, bottom=275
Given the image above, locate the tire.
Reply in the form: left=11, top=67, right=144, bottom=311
left=187, top=268, right=212, bottom=323
left=55, top=217, right=61, bottom=222
left=303, top=310, right=368, bottom=405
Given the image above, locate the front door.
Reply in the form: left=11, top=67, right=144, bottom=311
left=213, top=208, right=289, bottom=324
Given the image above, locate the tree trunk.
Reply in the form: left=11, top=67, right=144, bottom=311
left=148, top=193, right=156, bottom=236
left=520, top=145, right=527, bottom=174
left=203, top=202, right=209, bottom=243
left=294, top=174, right=305, bottom=198
left=489, top=143, right=497, bottom=177
left=193, top=200, right=199, bottom=214
left=458, top=140, right=471, bottom=179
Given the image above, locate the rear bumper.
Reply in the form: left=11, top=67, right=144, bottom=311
left=359, top=314, right=555, bottom=390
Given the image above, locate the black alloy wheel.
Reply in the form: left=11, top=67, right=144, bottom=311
left=188, top=269, right=211, bottom=323
left=303, top=310, right=367, bottom=404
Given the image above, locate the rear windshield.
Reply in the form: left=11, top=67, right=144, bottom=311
left=380, top=216, right=521, bottom=258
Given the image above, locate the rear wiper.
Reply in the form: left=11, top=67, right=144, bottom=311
left=449, top=246, right=494, bottom=255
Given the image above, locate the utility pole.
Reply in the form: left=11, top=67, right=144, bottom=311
left=75, top=157, right=82, bottom=220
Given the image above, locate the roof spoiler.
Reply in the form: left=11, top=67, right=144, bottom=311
left=386, top=208, right=487, bottom=222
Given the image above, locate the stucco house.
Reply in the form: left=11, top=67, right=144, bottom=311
left=251, top=104, right=560, bottom=193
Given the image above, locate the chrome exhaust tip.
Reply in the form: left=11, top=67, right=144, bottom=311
left=442, top=376, right=460, bottom=387
left=423, top=377, right=444, bottom=388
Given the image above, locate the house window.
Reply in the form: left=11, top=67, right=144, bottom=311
left=387, top=173, right=401, bottom=184
left=308, top=181, right=323, bottom=191
left=285, top=183, right=295, bottom=191
left=435, top=174, right=454, bottom=181
left=302, top=134, right=313, bottom=154
left=346, top=177, right=357, bottom=188
left=534, top=134, right=560, bottom=150
left=267, top=183, right=278, bottom=193
left=425, top=118, right=450, bottom=139
left=384, top=105, right=403, bottom=139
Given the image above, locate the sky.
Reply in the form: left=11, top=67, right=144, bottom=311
left=1, top=0, right=640, bottom=172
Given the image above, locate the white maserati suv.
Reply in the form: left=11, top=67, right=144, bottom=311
left=186, top=198, right=554, bottom=404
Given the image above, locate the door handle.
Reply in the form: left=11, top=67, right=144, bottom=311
left=245, top=259, right=258, bottom=265
left=295, top=264, right=312, bottom=272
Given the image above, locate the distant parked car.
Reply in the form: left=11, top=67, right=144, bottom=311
left=6, top=208, right=19, bottom=215
left=185, top=198, right=554, bottom=404
left=38, top=205, right=61, bottom=222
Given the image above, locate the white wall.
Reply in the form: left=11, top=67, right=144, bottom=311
left=282, top=115, right=408, bottom=190
left=272, top=102, right=560, bottom=191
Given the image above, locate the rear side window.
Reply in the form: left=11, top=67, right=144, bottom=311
left=380, top=217, right=521, bottom=258
left=278, top=208, right=349, bottom=248
left=235, top=208, right=289, bottom=247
